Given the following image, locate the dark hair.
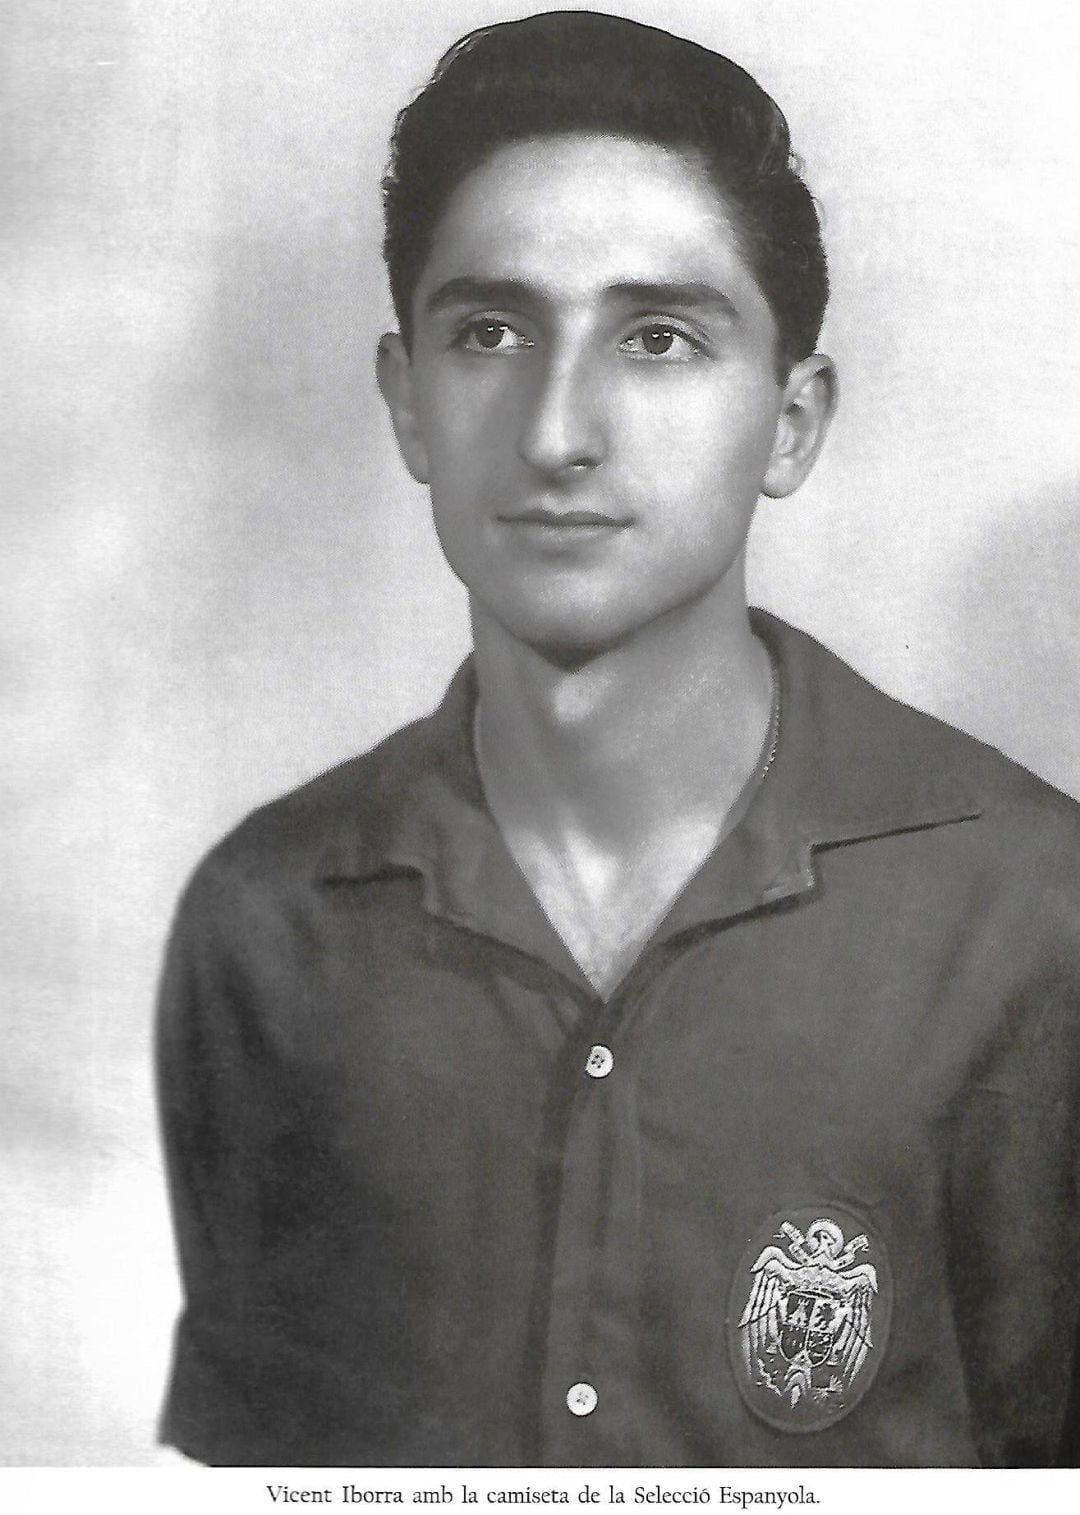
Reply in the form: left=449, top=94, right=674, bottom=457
left=382, top=10, right=829, bottom=374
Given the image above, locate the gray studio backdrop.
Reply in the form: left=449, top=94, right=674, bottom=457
left=4, top=0, right=1079, bottom=1466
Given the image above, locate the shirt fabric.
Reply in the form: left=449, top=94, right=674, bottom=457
left=157, top=611, right=1080, bottom=1467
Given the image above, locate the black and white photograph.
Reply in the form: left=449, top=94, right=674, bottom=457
left=5, top=0, right=1080, bottom=1483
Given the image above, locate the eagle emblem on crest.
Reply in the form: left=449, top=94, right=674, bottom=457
left=733, top=1212, right=887, bottom=1430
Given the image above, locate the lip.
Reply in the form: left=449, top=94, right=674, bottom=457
left=499, top=509, right=631, bottom=528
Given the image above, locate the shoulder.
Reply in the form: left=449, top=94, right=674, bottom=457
left=759, top=614, right=1080, bottom=1088
left=759, top=609, right=1080, bottom=859
left=178, top=684, right=460, bottom=919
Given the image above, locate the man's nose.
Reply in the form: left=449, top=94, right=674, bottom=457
left=516, top=349, right=605, bottom=477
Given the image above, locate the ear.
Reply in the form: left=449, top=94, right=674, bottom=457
left=376, top=332, right=430, bottom=485
left=761, top=354, right=838, bottom=500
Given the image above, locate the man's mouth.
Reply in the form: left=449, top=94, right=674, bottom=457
left=500, top=508, right=630, bottom=528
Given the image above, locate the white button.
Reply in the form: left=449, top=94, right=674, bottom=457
left=566, top=1382, right=598, bottom=1416
left=585, top=1044, right=614, bottom=1078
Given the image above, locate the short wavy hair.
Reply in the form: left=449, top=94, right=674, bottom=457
left=382, top=10, right=829, bottom=375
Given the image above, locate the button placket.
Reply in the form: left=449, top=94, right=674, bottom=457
left=539, top=1015, right=642, bottom=1464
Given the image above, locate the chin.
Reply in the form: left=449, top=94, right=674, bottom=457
left=530, top=636, right=613, bottom=672
left=492, top=600, right=657, bottom=668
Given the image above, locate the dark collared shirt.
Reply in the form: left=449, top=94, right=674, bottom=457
left=158, top=612, right=1080, bottom=1466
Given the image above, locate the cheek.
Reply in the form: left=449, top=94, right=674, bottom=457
left=621, top=378, right=780, bottom=503
left=417, top=373, right=519, bottom=497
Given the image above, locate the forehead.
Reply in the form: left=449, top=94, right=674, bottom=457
left=414, top=133, right=769, bottom=317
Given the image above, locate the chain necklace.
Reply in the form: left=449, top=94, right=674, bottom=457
left=757, top=646, right=782, bottom=787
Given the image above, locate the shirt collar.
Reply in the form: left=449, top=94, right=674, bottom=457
left=315, top=611, right=981, bottom=985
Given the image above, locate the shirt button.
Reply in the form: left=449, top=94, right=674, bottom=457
left=566, top=1382, right=598, bottom=1416
left=585, top=1044, right=614, bottom=1078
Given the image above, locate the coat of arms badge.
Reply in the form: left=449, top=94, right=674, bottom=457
left=728, top=1204, right=892, bottom=1433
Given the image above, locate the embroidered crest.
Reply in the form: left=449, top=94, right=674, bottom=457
left=728, top=1205, right=892, bottom=1433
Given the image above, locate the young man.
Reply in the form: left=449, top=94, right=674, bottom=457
left=157, top=11, right=1080, bottom=1467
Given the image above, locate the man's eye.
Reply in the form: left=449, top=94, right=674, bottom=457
left=457, top=320, right=532, bottom=353
left=621, top=325, right=701, bottom=360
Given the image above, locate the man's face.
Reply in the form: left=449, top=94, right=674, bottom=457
left=380, top=133, right=827, bottom=660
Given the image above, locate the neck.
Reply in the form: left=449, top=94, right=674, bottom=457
left=472, top=579, right=774, bottom=853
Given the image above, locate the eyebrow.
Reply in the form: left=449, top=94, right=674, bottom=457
left=423, top=277, right=539, bottom=316
left=608, top=281, right=739, bottom=320
left=422, top=276, right=739, bottom=321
